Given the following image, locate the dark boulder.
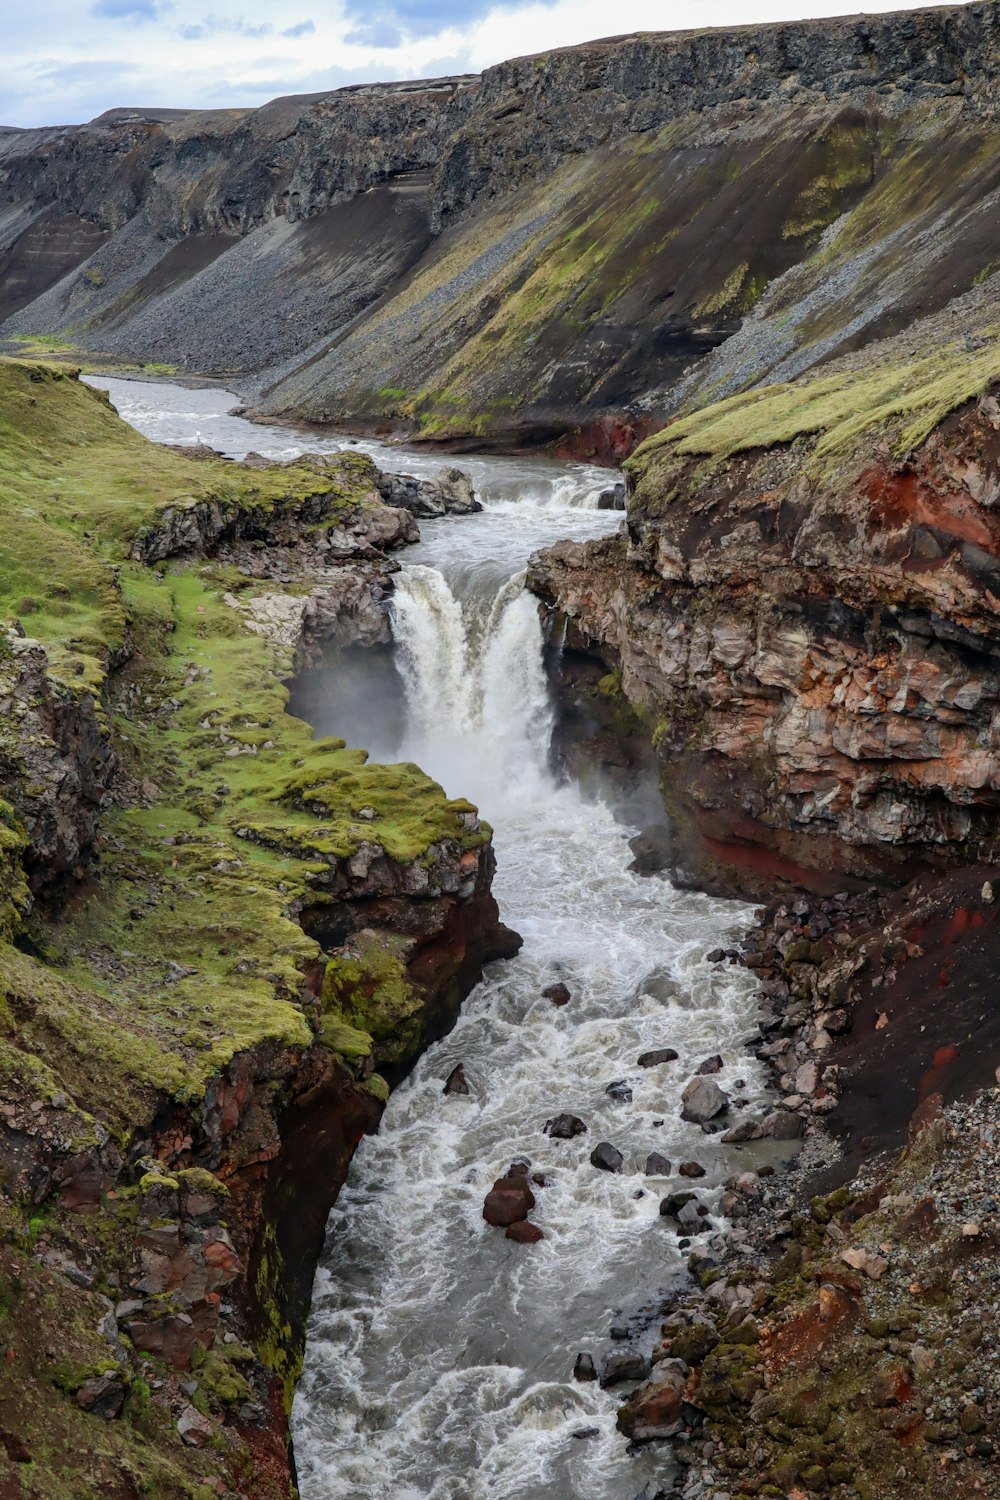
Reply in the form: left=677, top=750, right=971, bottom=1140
left=544, top=1113, right=587, bottom=1138
left=678, top=1161, right=706, bottom=1178
left=637, top=1048, right=678, bottom=1067
left=696, top=1054, right=723, bottom=1075
left=573, top=1352, right=597, bottom=1382
left=75, top=1373, right=126, bottom=1420
left=645, top=1152, right=672, bottom=1176
left=606, top=1079, right=633, bottom=1102
left=542, top=982, right=571, bottom=1006
left=597, top=482, right=626, bottom=510
left=505, top=1220, right=544, bottom=1243
left=443, top=1063, right=470, bottom=1096
left=599, top=1348, right=651, bottom=1388
left=616, top=1377, right=685, bottom=1441
left=680, top=1076, right=728, bottom=1122
left=764, top=1109, right=805, bottom=1140
left=627, top=824, right=671, bottom=874
left=590, top=1141, right=624, bottom=1173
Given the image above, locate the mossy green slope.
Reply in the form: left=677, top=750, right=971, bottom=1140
left=0, top=357, right=496, bottom=1493
left=0, top=355, right=487, bottom=1120
left=627, top=332, right=1000, bottom=505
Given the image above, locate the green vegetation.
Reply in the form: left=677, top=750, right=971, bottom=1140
left=0, top=355, right=497, bottom=1490
left=0, top=799, right=29, bottom=943
left=0, top=361, right=361, bottom=687
left=0, top=358, right=488, bottom=1120
left=780, top=119, right=874, bottom=241
left=322, top=931, right=424, bottom=1069
left=630, top=335, right=1000, bottom=495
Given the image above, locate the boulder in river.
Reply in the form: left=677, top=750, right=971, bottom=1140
left=606, top=1079, right=633, bottom=1102
left=637, top=1048, right=678, bottom=1067
left=483, top=1175, right=536, bottom=1227
left=721, top=1118, right=764, bottom=1143
left=590, top=1141, right=624, bottom=1173
left=375, top=465, right=481, bottom=518
left=763, top=1109, right=804, bottom=1140
left=599, top=1348, right=651, bottom=1387
left=696, top=1054, right=724, bottom=1075
left=597, top=482, right=626, bottom=511
left=645, top=1152, right=672, bottom=1176
left=542, top=982, right=571, bottom=1006
left=627, top=825, right=671, bottom=875
left=678, top=1161, right=706, bottom=1178
left=505, top=1220, right=544, bottom=1244
left=616, top=1373, right=686, bottom=1441
left=573, top=1352, right=597, bottom=1382
left=680, top=1076, right=728, bottom=1122
left=544, top=1113, right=587, bottom=1138
left=443, top=1063, right=470, bottom=1096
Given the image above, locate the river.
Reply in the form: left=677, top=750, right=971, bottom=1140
left=89, top=376, right=768, bottom=1500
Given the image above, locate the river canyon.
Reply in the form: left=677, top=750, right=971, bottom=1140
left=89, top=376, right=773, bottom=1500
left=2, top=5, right=1000, bottom=1497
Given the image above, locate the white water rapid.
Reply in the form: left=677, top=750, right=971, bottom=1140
left=93, top=377, right=771, bottom=1500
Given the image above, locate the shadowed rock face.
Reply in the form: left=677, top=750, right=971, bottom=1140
left=5, top=5, right=1000, bottom=448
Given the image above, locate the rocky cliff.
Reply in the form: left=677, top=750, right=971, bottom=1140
left=0, top=360, right=516, bottom=1496
left=529, top=314, right=1000, bottom=895
left=4, top=5, right=1000, bottom=451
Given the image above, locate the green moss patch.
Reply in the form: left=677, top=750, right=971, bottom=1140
left=630, top=335, right=1000, bottom=493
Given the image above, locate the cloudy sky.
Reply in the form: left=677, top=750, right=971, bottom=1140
left=4, top=0, right=950, bottom=128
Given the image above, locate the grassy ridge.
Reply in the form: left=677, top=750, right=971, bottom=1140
left=628, top=334, right=1000, bottom=500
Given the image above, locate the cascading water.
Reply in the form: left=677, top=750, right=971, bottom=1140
left=390, top=568, right=553, bottom=808
left=293, top=557, right=768, bottom=1500
left=90, top=376, right=771, bottom=1500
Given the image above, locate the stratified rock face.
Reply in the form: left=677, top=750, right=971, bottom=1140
left=5, top=6, right=1000, bottom=448
left=0, top=632, right=117, bottom=887
left=529, top=376, right=1000, bottom=894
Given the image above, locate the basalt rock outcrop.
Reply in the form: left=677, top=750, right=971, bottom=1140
left=530, top=331, right=1000, bottom=895
left=6, top=6, right=1000, bottom=451
left=0, top=360, right=516, bottom=1496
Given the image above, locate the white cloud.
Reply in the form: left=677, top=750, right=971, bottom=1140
left=2, top=0, right=955, bottom=128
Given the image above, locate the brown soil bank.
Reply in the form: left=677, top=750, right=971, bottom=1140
left=4, top=5, right=1000, bottom=450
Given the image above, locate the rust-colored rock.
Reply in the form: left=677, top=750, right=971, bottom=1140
left=483, top=1176, right=536, bottom=1228
left=505, top=1220, right=544, bottom=1243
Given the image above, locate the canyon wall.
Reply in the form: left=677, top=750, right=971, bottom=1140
left=4, top=4, right=1000, bottom=449
left=529, top=316, right=1000, bottom=895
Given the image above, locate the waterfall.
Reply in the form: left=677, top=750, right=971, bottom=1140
left=390, top=565, right=554, bottom=809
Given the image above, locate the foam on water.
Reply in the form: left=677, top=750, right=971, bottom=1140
left=294, top=561, right=762, bottom=1499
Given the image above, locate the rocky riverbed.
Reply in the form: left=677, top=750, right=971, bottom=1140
left=589, top=877, right=1000, bottom=1499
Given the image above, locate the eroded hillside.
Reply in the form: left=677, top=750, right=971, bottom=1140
left=4, top=4, right=1000, bottom=450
